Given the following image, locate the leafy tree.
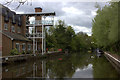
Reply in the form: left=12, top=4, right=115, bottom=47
left=92, top=2, right=120, bottom=54
left=46, top=20, right=92, bottom=52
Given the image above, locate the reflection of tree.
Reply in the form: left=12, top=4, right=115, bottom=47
left=46, top=52, right=91, bottom=78
left=70, top=52, right=91, bottom=69
left=46, top=57, right=75, bottom=78
left=92, top=57, right=119, bottom=78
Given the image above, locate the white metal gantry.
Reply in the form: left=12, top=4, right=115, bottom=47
left=23, top=12, right=55, bottom=55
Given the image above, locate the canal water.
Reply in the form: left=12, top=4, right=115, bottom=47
left=2, top=52, right=120, bottom=79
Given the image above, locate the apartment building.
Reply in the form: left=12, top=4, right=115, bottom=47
left=0, top=4, right=55, bottom=56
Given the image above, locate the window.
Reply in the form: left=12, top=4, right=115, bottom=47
left=5, top=10, right=7, bottom=16
left=4, top=23, right=8, bottom=30
left=22, top=43, right=26, bottom=51
left=28, top=44, right=31, bottom=51
left=12, top=14, right=15, bottom=24
left=16, top=43, right=20, bottom=52
left=18, top=27, right=21, bottom=33
left=19, top=16, right=21, bottom=21
left=4, top=10, right=9, bottom=22
left=11, top=26, right=15, bottom=32
left=18, top=16, right=21, bottom=26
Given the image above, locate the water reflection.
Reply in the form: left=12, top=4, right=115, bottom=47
left=92, top=56, right=120, bottom=78
left=2, top=52, right=120, bottom=79
left=72, top=64, right=93, bottom=78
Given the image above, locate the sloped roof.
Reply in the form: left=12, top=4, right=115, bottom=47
left=1, top=31, right=31, bottom=41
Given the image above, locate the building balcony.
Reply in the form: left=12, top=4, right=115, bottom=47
left=26, top=32, right=45, bottom=39
left=26, top=20, right=54, bottom=27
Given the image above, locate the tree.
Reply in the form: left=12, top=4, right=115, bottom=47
left=92, top=2, right=120, bottom=53
left=46, top=20, right=92, bottom=52
left=2, top=0, right=32, bottom=10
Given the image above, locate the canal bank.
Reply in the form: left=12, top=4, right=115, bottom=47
left=1, top=51, right=64, bottom=65
left=104, top=52, right=120, bottom=74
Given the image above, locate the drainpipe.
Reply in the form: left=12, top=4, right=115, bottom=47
left=11, top=38, right=14, bottom=49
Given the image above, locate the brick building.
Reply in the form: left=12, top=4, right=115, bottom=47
left=0, top=4, right=55, bottom=56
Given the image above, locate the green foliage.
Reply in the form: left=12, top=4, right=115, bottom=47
left=26, top=51, right=33, bottom=54
left=71, top=32, right=92, bottom=51
left=10, top=48, right=26, bottom=55
left=10, top=48, right=19, bottom=55
left=92, top=2, right=120, bottom=53
left=92, top=57, right=119, bottom=78
left=21, top=51, right=26, bottom=54
left=46, top=20, right=92, bottom=52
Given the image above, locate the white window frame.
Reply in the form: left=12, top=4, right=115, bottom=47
left=16, top=43, right=20, bottom=52
left=22, top=43, right=26, bottom=51
left=4, top=23, right=8, bottom=30
left=11, top=26, right=15, bottom=32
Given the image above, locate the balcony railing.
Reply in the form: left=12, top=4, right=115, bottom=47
left=26, top=20, right=54, bottom=26
left=26, top=33, right=43, bottom=38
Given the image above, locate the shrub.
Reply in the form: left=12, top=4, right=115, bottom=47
left=18, top=52, right=22, bottom=55
left=26, top=51, right=33, bottom=54
left=21, top=51, right=26, bottom=54
left=10, top=48, right=19, bottom=55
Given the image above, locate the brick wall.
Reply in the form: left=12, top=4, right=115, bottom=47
left=2, top=34, right=12, bottom=56
left=35, top=8, right=42, bottom=32
left=21, top=15, right=26, bottom=36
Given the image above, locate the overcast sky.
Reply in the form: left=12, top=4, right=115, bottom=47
left=0, top=0, right=110, bottom=36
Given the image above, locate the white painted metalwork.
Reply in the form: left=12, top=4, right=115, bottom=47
left=36, top=39, right=37, bottom=51
left=42, top=24, right=43, bottom=54
left=25, top=13, right=55, bottom=55
left=26, top=33, right=42, bottom=38
left=26, top=20, right=54, bottom=27
left=44, top=28, right=46, bottom=53
left=105, top=52, right=120, bottom=63
left=33, top=22, right=35, bottom=54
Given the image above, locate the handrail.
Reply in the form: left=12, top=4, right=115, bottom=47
left=104, top=52, right=120, bottom=63
left=26, top=20, right=54, bottom=26
left=26, top=33, right=42, bottom=38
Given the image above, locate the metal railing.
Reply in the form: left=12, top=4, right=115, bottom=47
left=26, top=33, right=43, bottom=38
left=26, top=20, right=54, bottom=26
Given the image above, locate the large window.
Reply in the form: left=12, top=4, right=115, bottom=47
left=16, top=43, right=20, bottom=52
left=18, top=16, right=21, bottom=26
left=11, top=26, right=15, bottom=32
left=18, top=27, right=21, bottom=33
left=4, top=23, right=8, bottom=30
left=22, top=43, right=26, bottom=51
left=12, top=14, right=16, bottom=24
left=28, top=44, right=31, bottom=51
left=4, top=10, right=9, bottom=22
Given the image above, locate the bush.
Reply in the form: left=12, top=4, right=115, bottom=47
left=18, top=52, right=22, bottom=55
left=10, top=48, right=19, bottom=55
left=21, top=51, right=26, bottom=54
left=26, top=51, right=33, bottom=54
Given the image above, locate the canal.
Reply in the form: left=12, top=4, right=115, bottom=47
left=2, top=52, right=120, bottom=79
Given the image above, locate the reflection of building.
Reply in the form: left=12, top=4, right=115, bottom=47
left=2, top=60, right=47, bottom=78
left=0, top=4, right=55, bottom=56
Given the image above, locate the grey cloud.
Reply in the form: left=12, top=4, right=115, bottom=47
left=65, top=16, right=92, bottom=28
left=0, top=1, right=107, bottom=34
left=17, top=2, right=66, bottom=16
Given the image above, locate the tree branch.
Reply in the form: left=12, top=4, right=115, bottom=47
left=4, top=0, right=14, bottom=5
